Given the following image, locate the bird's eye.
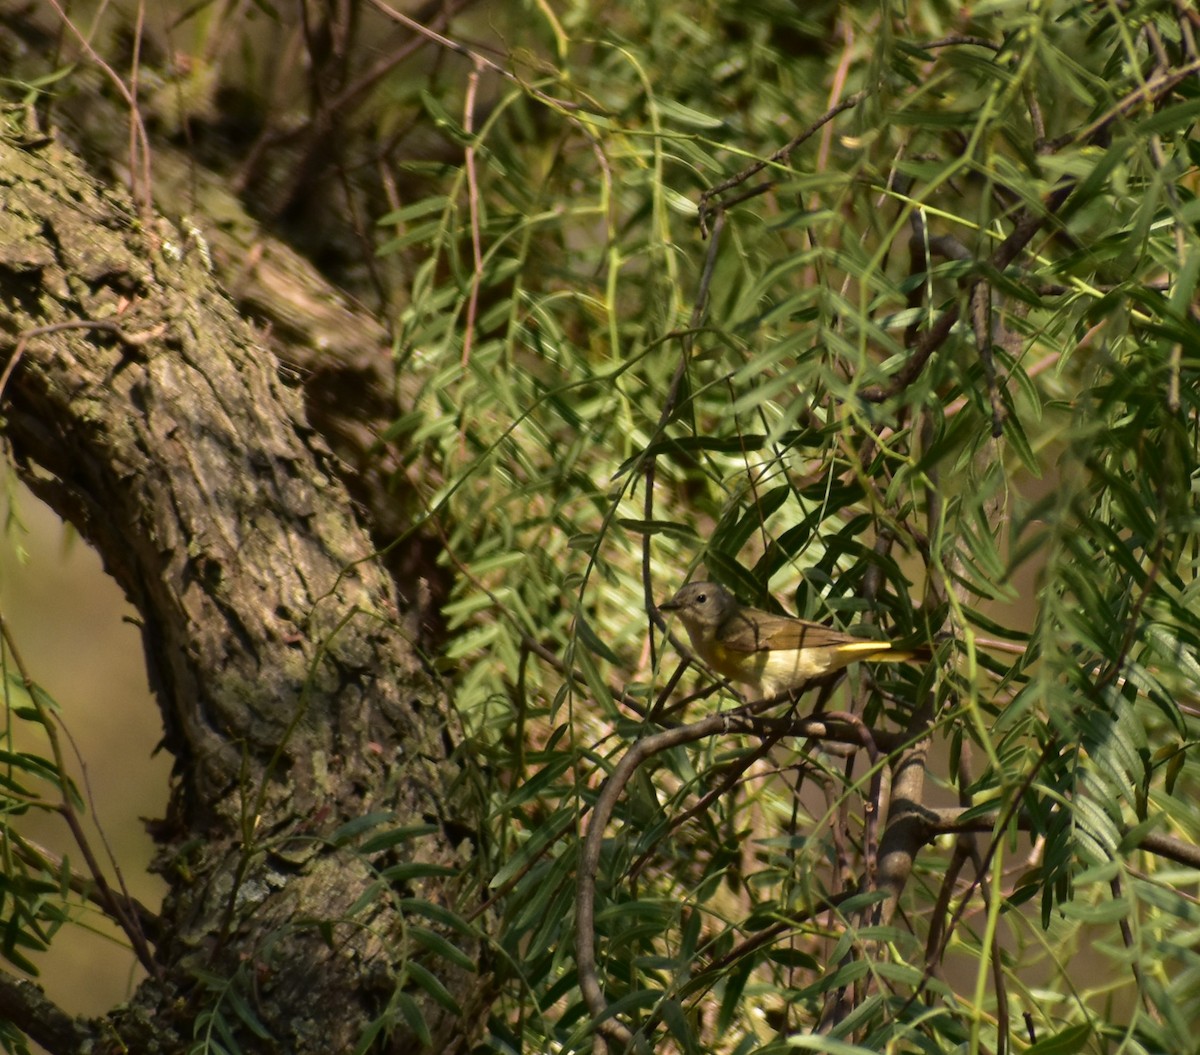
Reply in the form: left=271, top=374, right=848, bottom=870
left=696, top=593, right=706, bottom=603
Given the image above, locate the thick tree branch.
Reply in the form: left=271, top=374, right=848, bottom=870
left=0, top=972, right=94, bottom=1055
left=0, top=132, right=473, bottom=1053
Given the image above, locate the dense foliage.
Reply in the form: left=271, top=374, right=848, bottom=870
left=403, top=4, right=1200, bottom=1050
left=4, top=1, right=1200, bottom=1053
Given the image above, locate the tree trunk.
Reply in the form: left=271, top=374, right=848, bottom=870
left=0, top=133, right=478, bottom=1052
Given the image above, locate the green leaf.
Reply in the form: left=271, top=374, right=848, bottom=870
left=788, top=1036, right=880, bottom=1053
left=1025, top=1023, right=1092, bottom=1055
left=224, top=985, right=272, bottom=1040
left=488, top=807, right=572, bottom=889
left=404, top=960, right=462, bottom=1015
left=575, top=612, right=623, bottom=665
left=393, top=992, right=431, bottom=1048
left=408, top=925, right=476, bottom=971
left=360, top=824, right=440, bottom=855
left=380, top=862, right=458, bottom=884
left=329, top=812, right=396, bottom=846
left=655, top=99, right=725, bottom=129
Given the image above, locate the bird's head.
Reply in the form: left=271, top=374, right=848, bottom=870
left=659, top=581, right=739, bottom=639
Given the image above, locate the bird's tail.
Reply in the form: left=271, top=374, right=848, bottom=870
left=873, top=642, right=932, bottom=664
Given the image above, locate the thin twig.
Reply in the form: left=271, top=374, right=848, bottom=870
left=461, top=60, right=484, bottom=371
left=363, top=0, right=584, bottom=111
left=626, top=733, right=781, bottom=885
left=0, top=319, right=166, bottom=406
left=0, top=617, right=160, bottom=979
left=900, top=737, right=1058, bottom=1018
left=643, top=209, right=726, bottom=673
left=924, top=35, right=1000, bottom=50
left=698, top=91, right=867, bottom=236
left=823, top=710, right=882, bottom=888
left=43, top=0, right=154, bottom=222
left=1111, top=872, right=1156, bottom=1019
left=575, top=694, right=788, bottom=1046
left=1, top=833, right=160, bottom=939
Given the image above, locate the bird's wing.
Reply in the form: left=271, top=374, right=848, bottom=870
left=719, top=609, right=871, bottom=653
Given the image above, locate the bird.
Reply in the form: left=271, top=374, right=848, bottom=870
left=659, top=580, right=924, bottom=697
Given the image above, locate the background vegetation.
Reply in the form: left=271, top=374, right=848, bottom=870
left=2, top=0, right=1200, bottom=1052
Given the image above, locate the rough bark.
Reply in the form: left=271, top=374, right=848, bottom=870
left=0, top=132, right=478, bottom=1052
left=0, top=0, right=452, bottom=652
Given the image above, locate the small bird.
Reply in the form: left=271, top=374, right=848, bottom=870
left=659, top=580, right=923, bottom=697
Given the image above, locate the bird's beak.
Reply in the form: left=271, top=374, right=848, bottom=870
left=659, top=596, right=680, bottom=612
